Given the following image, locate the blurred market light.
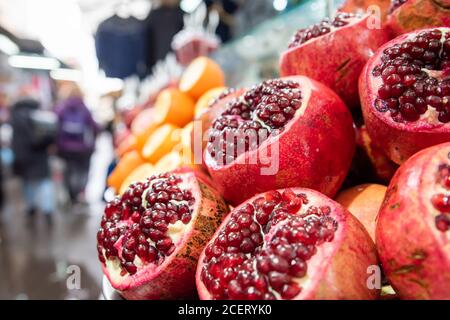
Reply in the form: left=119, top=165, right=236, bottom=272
left=50, top=68, right=82, bottom=82
left=8, top=54, right=60, bottom=70
left=273, top=0, right=288, bottom=11
left=0, top=34, right=19, bottom=55
left=180, top=0, right=202, bottom=13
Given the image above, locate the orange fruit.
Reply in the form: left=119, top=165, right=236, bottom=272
left=154, top=88, right=195, bottom=127
left=179, top=57, right=225, bottom=100
left=116, top=134, right=137, bottom=157
left=194, top=87, right=227, bottom=118
left=107, top=150, right=144, bottom=191
left=131, top=108, right=164, bottom=151
left=172, top=122, right=199, bottom=165
left=119, top=163, right=154, bottom=195
left=141, top=124, right=181, bottom=163
left=335, top=183, right=387, bottom=242
left=153, top=151, right=184, bottom=174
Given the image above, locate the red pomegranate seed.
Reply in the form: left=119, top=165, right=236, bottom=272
left=432, top=194, right=450, bottom=212
left=435, top=214, right=450, bottom=232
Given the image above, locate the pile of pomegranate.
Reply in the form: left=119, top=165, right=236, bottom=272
left=97, top=4, right=450, bottom=300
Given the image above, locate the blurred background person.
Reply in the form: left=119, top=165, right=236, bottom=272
left=10, top=89, right=56, bottom=223
left=204, top=0, right=240, bottom=43
left=55, top=84, right=99, bottom=208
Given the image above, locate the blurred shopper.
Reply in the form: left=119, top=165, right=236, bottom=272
left=10, top=95, right=56, bottom=223
left=144, top=0, right=184, bottom=72
left=56, top=86, right=98, bottom=206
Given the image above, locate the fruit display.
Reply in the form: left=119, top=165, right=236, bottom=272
left=360, top=27, right=450, bottom=164
left=280, top=12, right=391, bottom=109
left=376, top=143, right=450, bottom=299
left=386, top=0, right=450, bottom=36
left=100, top=6, right=450, bottom=300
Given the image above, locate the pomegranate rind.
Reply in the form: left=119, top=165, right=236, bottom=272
left=359, top=27, right=450, bottom=165
left=102, top=170, right=229, bottom=299
left=386, top=0, right=450, bottom=37
left=196, top=188, right=379, bottom=300
left=376, top=143, right=450, bottom=299
left=205, top=76, right=355, bottom=206
left=280, top=14, right=391, bottom=109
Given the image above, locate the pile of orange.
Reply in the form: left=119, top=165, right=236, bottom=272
left=109, top=57, right=227, bottom=194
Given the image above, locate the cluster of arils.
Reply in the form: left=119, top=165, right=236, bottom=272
left=372, top=29, right=450, bottom=122
left=97, top=173, right=195, bottom=275
left=207, top=79, right=302, bottom=165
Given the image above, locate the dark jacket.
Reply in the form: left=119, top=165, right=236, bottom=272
left=55, top=97, right=99, bottom=155
left=11, top=99, right=51, bottom=180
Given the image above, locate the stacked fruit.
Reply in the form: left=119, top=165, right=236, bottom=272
left=107, top=56, right=227, bottom=195
left=98, top=3, right=450, bottom=300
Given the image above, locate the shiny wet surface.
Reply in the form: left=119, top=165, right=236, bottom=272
left=0, top=133, right=113, bottom=299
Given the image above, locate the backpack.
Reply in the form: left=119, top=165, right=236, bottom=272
left=58, top=107, right=95, bottom=153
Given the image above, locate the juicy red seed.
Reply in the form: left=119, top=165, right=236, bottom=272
left=136, top=243, right=149, bottom=259
left=432, top=194, right=450, bottom=212
left=280, top=283, right=301, bottom=299
left=124, top=237, right=137, bottom=250
left=123, top=262, right=137, bottom=275
left=435, top=214, right=450, bottom=232
left=122, top=249, right=135, bottom=262
left=202, top=190, right=338, bottom=300
left=288, top=12, right=357, bottom=48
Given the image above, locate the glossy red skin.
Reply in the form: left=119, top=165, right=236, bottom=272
left=376, top=143, right=450, bottom=299
left=205, top=76, right=355, bottom=206
left=359, top=28, right=450, bottom=165
left=386, top=0, right=450, bottom=37
left=102, top=170, right=229, bottom=299
left=280, top=14, right=391, bottom=109
left=196, top=188, right=379, bottom=300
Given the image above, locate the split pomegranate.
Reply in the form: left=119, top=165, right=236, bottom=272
left=196, top=188, right=379, bottom=300
left=97, top=169, right=229, bottom=299
left=387, top=0, right=450, bottom=36
left=360, top=27, right=450, bottom=164
left=280, top=12, right=390, bottom=109
left=204, top=76, right=355, bottom=206
left=376, top=142, right=450, bottom=299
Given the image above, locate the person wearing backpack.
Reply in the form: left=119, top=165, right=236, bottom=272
left=10, top=94, right=56, bottom=224
left=56, top=86, right=99, bottom=207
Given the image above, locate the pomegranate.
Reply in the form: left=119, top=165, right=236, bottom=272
left=204, top=76, right=355, bottom=206
left=280, top=12, right=390, bottom=109
left=387, top=0, right=450, bottom=37
left=360, top=27, right=450, bottom=164
left=97, top=169, right=229, bottom=299
left=356, top=125, right=398, bottom=183
left=196, top=188, right=379, bottom=300
left=376, top=142, right=450, bottom=299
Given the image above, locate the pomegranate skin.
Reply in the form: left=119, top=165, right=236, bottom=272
left=280, top=14, right=391, bottom=109
left=339, top=0, right=391, bottom=21
left=359, top=28, right=450, bottom=165
left=376, top=143, right=450, bottom=299
left=386, top=0, right=450, bottom=37
left=205, top=76, right=355, bottom=206
left=102, top=170, right=229, bottom=299
left=196, top=188, right=379, bottom=300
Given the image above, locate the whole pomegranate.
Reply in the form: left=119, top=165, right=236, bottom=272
left=376, top=143, right=450, bottom=299
left=97, top=170, right=229, bottom=299
left=360, top=27, right=450, bottom=164
left=204, top=76, right=355, bottom=206
left=280, top=12, right=390, bottom=109
left=387, top=0, right=450, bottom=36
left=196, top=188, right=379, bottom=300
